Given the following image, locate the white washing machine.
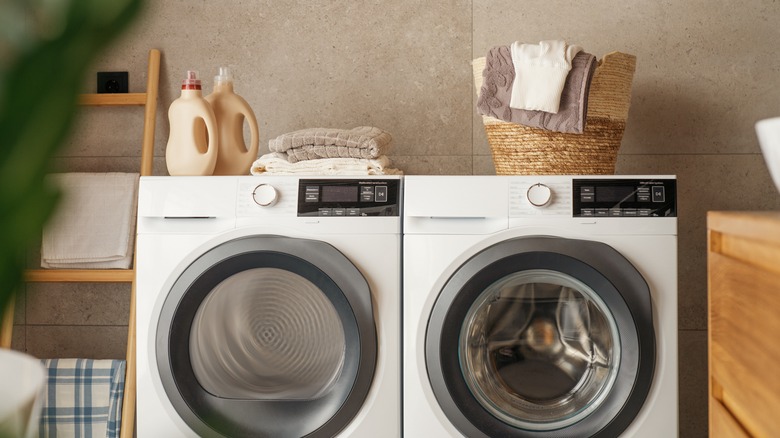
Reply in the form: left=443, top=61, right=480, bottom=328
left=403, top=175, right=677, bottom=437
left=135, top=175, right=401, bottom=437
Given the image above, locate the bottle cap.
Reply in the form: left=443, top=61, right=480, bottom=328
left=182, top=70, right=201, bottom=90
left=214, top=67, right=233, bottom=87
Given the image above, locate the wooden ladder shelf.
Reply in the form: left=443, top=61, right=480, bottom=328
left=0, top=48, right=160, bottom=438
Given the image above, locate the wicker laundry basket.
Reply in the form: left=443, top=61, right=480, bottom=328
left=473, top=52, right=636, bottom=175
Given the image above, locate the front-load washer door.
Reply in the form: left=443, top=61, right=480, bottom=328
left=155, top=235, right=377, bottom=438
left=426, top=236, right=655, bottom=438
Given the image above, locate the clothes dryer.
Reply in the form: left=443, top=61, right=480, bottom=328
left=403, top=175, right=677, bottom=437
left=136, top=176, right=401, bottom=437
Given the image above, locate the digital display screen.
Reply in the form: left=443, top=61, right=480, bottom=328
left=321, top=185, right=358, bottom=203
left=596, top=186, right=636, bottom=203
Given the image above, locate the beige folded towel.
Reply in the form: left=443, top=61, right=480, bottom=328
left=269, top=126, right=393, bottom=163
left=41, top=173, right=139, bottom=269
left=250, top=153, right=402, bottom=176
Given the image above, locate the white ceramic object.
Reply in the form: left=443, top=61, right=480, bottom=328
left=756, top=116, right=780, bottom=194
left=0, top=349, right=45, bottom=438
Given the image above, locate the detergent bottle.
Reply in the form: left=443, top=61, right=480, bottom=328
left=165, top=70, right=218, bottom=176
left=205, top=67, right=260, bottom=175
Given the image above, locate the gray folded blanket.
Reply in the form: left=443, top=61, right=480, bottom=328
left=269, top=126, right=393, bottom=163
left=477, top=46, right=596, bottom=134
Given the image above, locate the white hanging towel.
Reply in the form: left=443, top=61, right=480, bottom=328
left=41, top=172, right=139, bottom=269
left=509, top=40, right=583, bottom=113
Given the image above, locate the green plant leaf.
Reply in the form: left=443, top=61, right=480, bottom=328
left=0, top=0, right=144, bottom=320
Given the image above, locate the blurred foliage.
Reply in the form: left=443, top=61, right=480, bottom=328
left=0, top=0, right=143, bottom=318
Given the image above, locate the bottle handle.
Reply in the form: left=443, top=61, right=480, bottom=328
left=240, top=101, right=260, bottom=157
left=203, top=106, right=219, bottom=157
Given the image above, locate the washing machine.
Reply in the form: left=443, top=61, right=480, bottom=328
left=403, top=175, right=677, bottom=437
left=135, top=175, right=401, bottom=437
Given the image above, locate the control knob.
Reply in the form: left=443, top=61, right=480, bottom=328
left=252, top=184, right=278, bottom=207
left=527, top=183, right=552, bottom=207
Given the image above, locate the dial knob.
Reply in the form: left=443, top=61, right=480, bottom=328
left=252, top=184, right=278, bottom=207
left=527, top=183, right=552, bottom=207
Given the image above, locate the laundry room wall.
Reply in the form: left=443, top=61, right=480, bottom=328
left=10, top=1, right=780, bottom=437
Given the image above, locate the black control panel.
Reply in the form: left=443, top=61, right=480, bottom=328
left=572, top=178, right=677, bottom=217
left=297, top=179, right=401, bottom=217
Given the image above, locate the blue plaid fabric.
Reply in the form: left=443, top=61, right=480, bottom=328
left=38, top=359, right=126, bottom=438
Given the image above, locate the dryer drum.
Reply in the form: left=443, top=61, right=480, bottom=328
left=189, top=267, right=347, bottom=401
left=426, top=236, right=655, bottom=438
left=156, top=235, right=377, bottom=438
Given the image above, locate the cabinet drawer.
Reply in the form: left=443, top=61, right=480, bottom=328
left=709, top=250, right=780, bottom=437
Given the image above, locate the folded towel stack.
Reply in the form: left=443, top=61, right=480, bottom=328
left=261, top=126, right=402, bottom=175
left=477, top=40, right=596, bottom=134
left=41, top=173, right=139, bottom=269
left=251, top=152, right=402, bottom=176
left=38, top=359, right=126, bottom=438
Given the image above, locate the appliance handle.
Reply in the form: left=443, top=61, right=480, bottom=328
left=413, top=216, right=489, bottom=220
left=404, top=216, right=508, bottom=234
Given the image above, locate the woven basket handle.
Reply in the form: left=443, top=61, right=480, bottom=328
left=586, top=52, right=636, bottom=121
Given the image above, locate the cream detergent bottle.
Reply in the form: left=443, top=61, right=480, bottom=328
left=206, top=67, right=259, bottom=175
left=165, top=70, right=218, bottom=176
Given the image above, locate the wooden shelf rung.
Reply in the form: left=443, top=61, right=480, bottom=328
left=78, top=93, right=147, bottom=106
left=24, top=269, right=134, bottom=283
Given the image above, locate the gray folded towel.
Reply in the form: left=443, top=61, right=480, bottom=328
left=477, top=46, right=596, bottom=134
left=269, top=126, right=393, bottom=163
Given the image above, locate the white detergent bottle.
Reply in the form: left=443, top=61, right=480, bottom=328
left=165, top=70, right=218, bottom=176
left=205, top=67, right=259, bottom=175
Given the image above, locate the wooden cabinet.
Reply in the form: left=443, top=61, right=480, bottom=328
left=708, top=211, right=780, bottom=437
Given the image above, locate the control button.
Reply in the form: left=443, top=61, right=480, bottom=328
left=581, top=186, right=595, bottom=194
left=652, top=186, right=666, bottom=203
left=304, top=186, right=319, bottom=202
left=318, top=208, right=333, bottom=216
left=639, top=209, right=652, bottom=216
left=527, top=183, right=552, bottom=207
left=333, top=208, right=346, bottom=216
left=347, top=208, right=360, bottom=216
left=375, top=186, right=388, bottom=203
left=252, top=184, right=278, bottom=207
left=595, top=208, right=609, bottom=217
left=623, top=208, right=638, bottom=216
left=609, top=208, right=622, bottom=217
left=580, top=208, right=595, bottom=217
left=360, top=186, right=374, bottom=202
left=580, top=194, right=595, bottom=202
left=637, top=187, right=650, bottom=202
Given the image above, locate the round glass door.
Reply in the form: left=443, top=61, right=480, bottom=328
left=426, top=237, right=655, bottom=438
left=156, top=236, right=377, bottom=438
left=459, top=269, right=620, bottom=431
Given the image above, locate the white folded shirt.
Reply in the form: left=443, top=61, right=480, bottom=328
left=509, top=40, right=583, bottom=113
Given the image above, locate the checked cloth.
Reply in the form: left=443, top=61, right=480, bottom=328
left=38, top=359, right=125, bottom=438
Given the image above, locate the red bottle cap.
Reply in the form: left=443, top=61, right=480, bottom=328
left=182, top=70, right=202, bottom=90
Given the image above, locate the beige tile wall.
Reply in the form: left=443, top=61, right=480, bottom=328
left=12, top=1, right=780, bottom=437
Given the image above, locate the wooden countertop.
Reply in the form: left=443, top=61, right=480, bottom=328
left=708, top=211, right=780, bottom=278
left=708, top=211, right=780, bottom=245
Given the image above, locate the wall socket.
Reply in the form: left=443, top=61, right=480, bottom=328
left=97, top=71, right=129, bottom=93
